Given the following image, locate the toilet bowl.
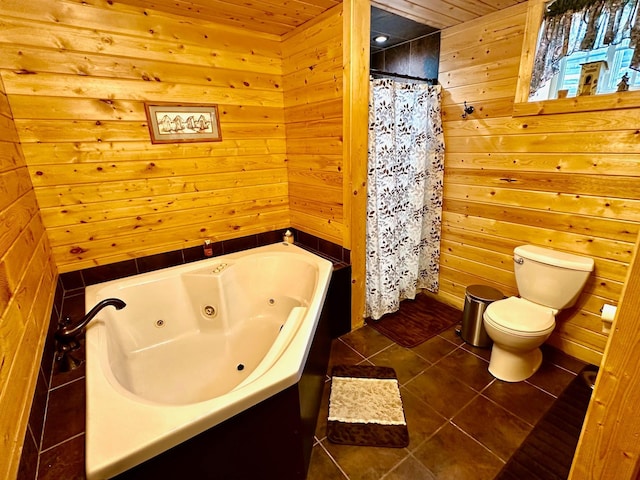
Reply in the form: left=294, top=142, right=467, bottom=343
left=483, top=297, right=556, bottom=382
left=482, top=245, right=594, bottom=382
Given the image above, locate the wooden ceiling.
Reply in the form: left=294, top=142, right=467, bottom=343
left=113, top=0, right=528, bottom=36
left=371, top=0, right=528, bottom=30
left=112, top=0, right=341, bottom=35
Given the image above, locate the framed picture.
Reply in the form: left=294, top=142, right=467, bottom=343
left=144, top=103, right=222, bottom=144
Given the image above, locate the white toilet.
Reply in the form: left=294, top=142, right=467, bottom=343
left=483, top=245, right=594, bottom=382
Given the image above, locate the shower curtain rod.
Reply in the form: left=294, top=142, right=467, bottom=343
left=370, top=69, right=437, bottom=84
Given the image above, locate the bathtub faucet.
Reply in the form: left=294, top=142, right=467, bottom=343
left=55, top=298, right=126, bottom=371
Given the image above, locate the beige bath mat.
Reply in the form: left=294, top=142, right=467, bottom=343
left=327, top=365, right=409, bottom=448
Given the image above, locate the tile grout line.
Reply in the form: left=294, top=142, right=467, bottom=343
left=35, top=335, right=61, bottom=480
left=378, top=447, right=419, bottom=480
left=39, top=432, right=85, bottom=456
left=475, top=391, right=538, bottom=431
left=316, top=440, right=350, bottom=480
left=400, top=417, right=451, bottom=471
left=335, top=337, right=367, bottom=362
left=48, top=374, right=85, bottom=394
left=450, top=420, right=507, bottom=467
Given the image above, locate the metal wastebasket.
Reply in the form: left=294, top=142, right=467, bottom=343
left=461, top=285, right=504, bottom=348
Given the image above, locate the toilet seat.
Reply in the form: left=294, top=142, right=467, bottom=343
left=484, top=297, right=555, bottom=337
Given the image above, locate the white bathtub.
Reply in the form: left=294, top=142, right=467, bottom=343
left=84, top=242, right=333, bottom=479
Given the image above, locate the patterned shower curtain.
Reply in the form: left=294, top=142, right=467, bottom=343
left=365, top=78, right=445, bottom=321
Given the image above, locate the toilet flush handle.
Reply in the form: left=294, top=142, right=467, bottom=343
left=514, top=256, right=524, bottom=265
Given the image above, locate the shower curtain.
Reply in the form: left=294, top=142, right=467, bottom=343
left=365, top=78, right=445, bottom=321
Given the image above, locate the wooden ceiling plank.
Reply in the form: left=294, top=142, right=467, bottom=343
left=370, top=0, right=460, bottom=29
left=58, top=0, right=531, bottom=36
left=113, top=0, right=301, bottom=35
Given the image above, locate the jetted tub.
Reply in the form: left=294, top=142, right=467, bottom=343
left=84, top=242, right=333, bottom=479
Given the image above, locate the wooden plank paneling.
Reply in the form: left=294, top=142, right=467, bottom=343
left=0, top=49, right=283, bottom=93
left=20, top=138, right=287, bottom=166
left=7, top=96, right=284, bottom=123
left=438, top=3, right=640, bottom=365
left=27, top=155, right=286, bottom=185
left=53, top=209, right=290, bottom=270
left=445, top=110, right=640, bottom=136
left=445, top=151, right=640, bottom=176
left=0, top=14, right=282, bottom=74
left=438, top=34, right=524, bottom=73
left=445, top=198, right=639, bottom=243
left=2, top=71, right=284, bottom=107
left=281, top=38, right=343, bottom=78
left=444, top=210, right=633, bottom=263
left=47, top=197, right=288, bottom=246
left=285, top=98, right=342, bottom=123
left=382, top=0, right=488, bottom=26
left=440, top=56, right=521, bottom=90
left=445, top=184, right=640, bottom=223
left=40, top=181, right=287, bottom=226
left=34, top=172, right=287, bottom=212
left=569, top=232, right=640, bottom=478
left=111, top=0, right=338, bottom=36
left=1, top=0, right=285, bottom=43
left=0, top=167, right=32, bottom=212
left=0, top=73, right=56, bottom=480
left=283, top=4, right=344, bottom=246
left=439, top=4, right=527, bottom=55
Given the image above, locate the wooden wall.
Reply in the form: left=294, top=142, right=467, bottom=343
left=282, top=4, right=345, bottom=246
left=437, top=3, right=640, bottom=365
left=0, top=74, right=57, bottom=479
left=0, top=0, right=289, bottom=273
left=570, top=233, right=640, bottom=479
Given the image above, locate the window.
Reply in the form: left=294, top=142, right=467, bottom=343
left=530, top=38, right=639, bottom=100
left=514, top=0, right=640, bottom=116
left=527, top=0, right=639, bottom=101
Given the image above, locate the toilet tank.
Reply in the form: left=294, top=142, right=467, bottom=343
left=514, top=245, right=594, bottom=309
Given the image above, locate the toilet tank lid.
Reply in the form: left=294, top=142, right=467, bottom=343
left=515, top=245, right=594, bottom=272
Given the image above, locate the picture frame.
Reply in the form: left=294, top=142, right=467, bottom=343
left=144, top=103, right=222, bottom=144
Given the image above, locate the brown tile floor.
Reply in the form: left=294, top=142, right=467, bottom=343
left=308, top=323, right=585, bottom=480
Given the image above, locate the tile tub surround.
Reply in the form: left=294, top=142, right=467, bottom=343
left=18, top=230, right=350, bottom=480
left=58, top=229, right=350, bottom=292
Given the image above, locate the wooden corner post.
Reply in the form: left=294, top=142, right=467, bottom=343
left=342, top=0, right=370, bottom=329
